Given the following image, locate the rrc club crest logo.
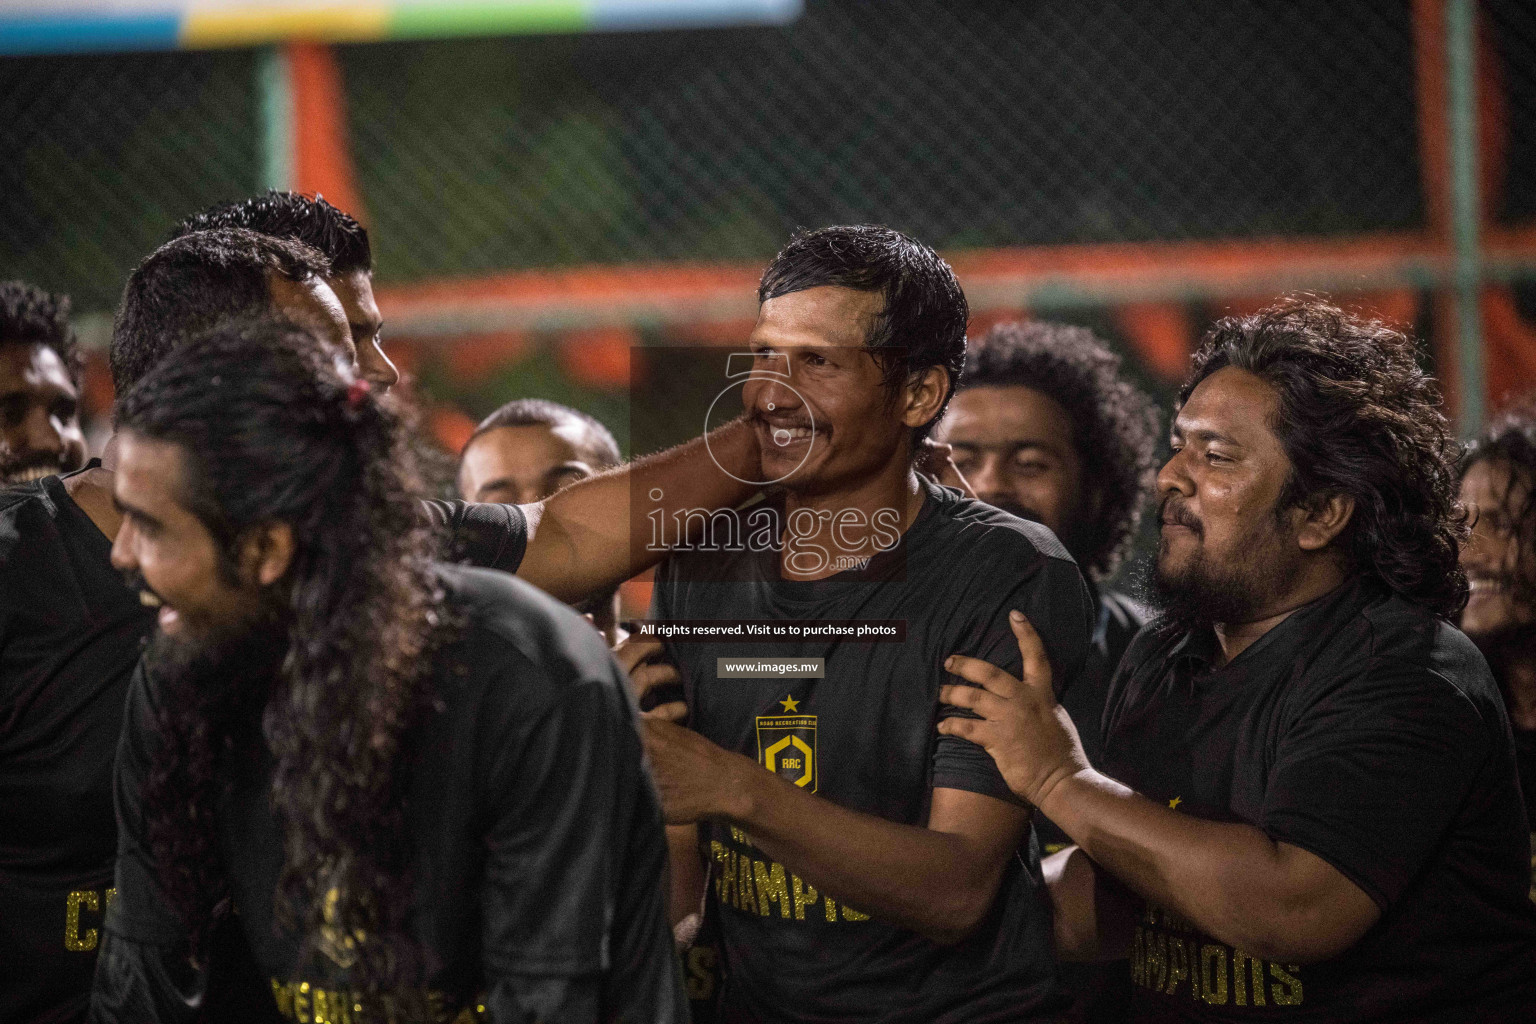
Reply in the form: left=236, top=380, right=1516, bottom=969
left=756, top=708, right=817, bottom=793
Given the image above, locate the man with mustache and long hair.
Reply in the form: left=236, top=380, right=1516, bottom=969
left=3, top=220, right=768, bottom=1022
left=91, top=319, right=685, bottom=1022
left=941, top=299, right=1536, bottom=1021
left=1459, top=398, right=1536, bottom=899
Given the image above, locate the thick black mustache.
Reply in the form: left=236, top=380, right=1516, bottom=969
left=750, top=409, right=815, bottom=431
left=120, top=569, right=162, bottom=604
left=1159, top=495, right=1203, bottom=536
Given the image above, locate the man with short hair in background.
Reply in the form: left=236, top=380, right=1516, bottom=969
left=171, top=190, right=399, bottom=389
left=1, top=280, right=87, bottom=486
left=943, top=299, right=1536, bottom=1021
left=459, top=398, right=628, bottom=643
left=1460, top=398, right=1536, bottom=899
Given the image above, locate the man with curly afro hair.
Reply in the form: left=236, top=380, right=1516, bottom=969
left=935, top=320, right=1159, bottom=1022
left=936, top=320, right=1159, bottom=810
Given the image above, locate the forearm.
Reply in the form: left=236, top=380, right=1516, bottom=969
left=667, top=824, right=706, bottom=928
left=1044, top=845, right=1135, bottom=963
left=720, top=761, right=1010, bottom=945
left=519, top=418, right=759, bottom=601
left=1040, top=770, right=1350, bottom=961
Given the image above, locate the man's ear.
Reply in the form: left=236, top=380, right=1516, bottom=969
left=902, top=365, right=951, bottom=431
left=238, top=521, right=296, bottom=587
left=1296, top=493, right=1355, bottom=552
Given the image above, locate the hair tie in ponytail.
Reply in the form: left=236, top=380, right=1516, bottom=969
left=346, top=378, right=372, bottom=409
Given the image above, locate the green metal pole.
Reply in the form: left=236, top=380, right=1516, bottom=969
left=1447, top=0, right=1486, bottom=436
left=256, top=45, right=292, bottom=192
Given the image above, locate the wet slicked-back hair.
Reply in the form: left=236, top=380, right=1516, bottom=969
left=1462, top=396, right=1536, bottom=612
left=1182, top=297, right=1467, bottom=618
left=758, top=225, right=968, bottom=445
left=466, top=398, right=622, bottom=468
left=172, top=191, right=371, bottom=275
left=963, top=321, right=1160, bottom=579
left=0, top=280, right=79, bottom=382
left=111, top=228, right=330, bottom=397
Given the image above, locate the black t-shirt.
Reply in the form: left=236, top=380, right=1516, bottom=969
left=1037, top=586, right=1150, bottom=852
left=96, top=564, right=685, bottom=1024
left=0, top=464, right=526, bottom=1024
left=651, top=479, right=1095, bottom=1024
left=1101, top=577, right=1536, bottom=1022
left=423, top=499, right=529, bottom=575
left=1514, top=727, right=1536, bottom=902
left=1043, top=587, right=1150, bottom=1024
left=0, top=470, right=155, bottom=1024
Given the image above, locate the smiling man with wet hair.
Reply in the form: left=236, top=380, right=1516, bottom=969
left=640, top=225, right=1094, bottom=1023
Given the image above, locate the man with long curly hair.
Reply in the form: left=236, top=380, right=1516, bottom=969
left=91, top=320, right=685, bottom=1022
left=940, top=299, right=1536, bottom=1020
left=1460, top=399, right=1536, bottom=898
left=5, top=225, right=762, bottom=1023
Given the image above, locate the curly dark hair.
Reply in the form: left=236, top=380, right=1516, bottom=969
left=1183, top=297, right=1468, bottom=619
left=961, top=321, right=1160, bottom=579
left=0, top=279, right=78, bottom=381
left=172, top=190, right=372, bottom=275
left=1462, top=396, right=1536, bottom=612
left=759, top=225, right=968, bottom=446
left=116, top=318, right=442, bottom=984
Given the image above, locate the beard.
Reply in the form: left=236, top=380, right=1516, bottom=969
left=142, top=600, right=289, bottom=751
left=1143, top=551, right=1271, bottom=633
left=1140, top=504, right=1294, bottom=633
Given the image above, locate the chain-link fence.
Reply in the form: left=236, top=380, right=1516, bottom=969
left=3, top=0, right=1535, bottom=446
left=344, top=0, right=1426, bottom=282
left=6, top=1, right=1525, bottom=302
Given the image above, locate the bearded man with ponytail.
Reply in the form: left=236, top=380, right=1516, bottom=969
left=90, top=318, right=685, bottom=1023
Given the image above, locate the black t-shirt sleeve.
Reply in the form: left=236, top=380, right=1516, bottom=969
left=422, top=499, right=528, bottom=574
left=91, top=664, right=204, bottom=1023
left=933, top=555, right=1094, bottom=803
left=479, top=669, right=627, bottom=978
left=1261, top=658, right=1490, bottom=910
